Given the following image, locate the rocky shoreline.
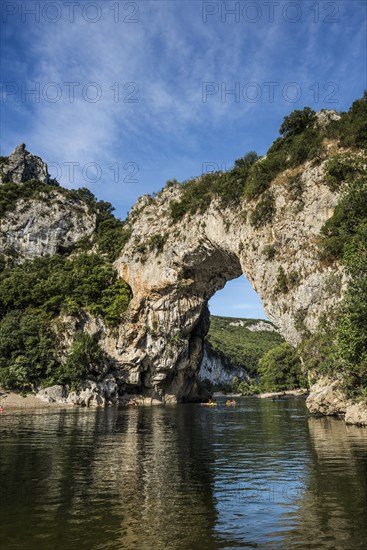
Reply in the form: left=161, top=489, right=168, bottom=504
left=1, top=383, right=367, bottom=427
left=257, top=389, right=309, bottom=399
left=306, top=378, right=367, bottom=426
left=0, top=385, right=175, bottom=413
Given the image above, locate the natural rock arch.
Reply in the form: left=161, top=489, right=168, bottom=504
left=115, top=160, right=344, bottom=402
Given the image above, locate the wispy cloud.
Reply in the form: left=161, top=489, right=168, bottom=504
left=2, top=0, right=365, bottom=214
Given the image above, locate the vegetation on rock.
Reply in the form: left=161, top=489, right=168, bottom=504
left=169, top=93, right=367, bottom=230
left=303, top=95, right=367, bottom=401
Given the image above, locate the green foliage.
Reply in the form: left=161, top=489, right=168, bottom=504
left=207, top=316, right=284, bottom=376
left=244, top=107, right=320, bottom=199
left=249, top=192, right=275, bottom=228
left=0, top=175, right=134, bottom=392
left=336, top=223, right=367, bottom=396
left=258, top=343, right=306, bottom=392
left=274, top=267, right=300, bottom=295
left=149, top=233, right=167, bottom=253
left=274, top=266, right=289, bottom=294
left=309, top=143, right=367, bottom=399
left=0, top=253, right=131, bottom=390
left=324, top=153, right=366, bottom=191
left=236, top=379, right=260, bottom=396
left=168, top=96, right=367, bottom=220
left=0, top=181, right=131, bottom=261
left=262, top=244, right=276, bottom=260
left=170, top=200, right=189, bottom=222
left=0, top=253, right=131, bottom=325
left=279, top=107, right=316, bottom=138
left=234, top=151, right=259, bottom=169
left=0, top=309, right=58, bottom=390
left=165, top=178, right=179, bottom=188
left=245, top=152, right=286, bottom=199
left=323, top=272, right=343, bottom=297
left=326, top=92, right=367, bottom=149
left=61, top=332, right=106, bottom=390
left=0, top=180, right=56, bottom=217
left=76, top=189, right=132, bottom=260
left=95, top=217, right=132, bottom=261
left=169, top=152, right=259, bottom=221
left=319, top=178, right=367, bottom=263
left=287, top=174, right=304, bottom=200
left=298, top=311, right=341, bottom=376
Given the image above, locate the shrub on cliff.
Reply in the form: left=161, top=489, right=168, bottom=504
left=336, top=223, right=367, bottom=399
left=249, top=192, right=275, bottom=227
left=169, top=153, right=259, bottom=221
left=279, top=107, right=316, bottom=138
left=324, top=153, right=366, bottom=191
left=0, top=253, right=131, bottom=326
left=326, top=91, right=367, bottom=149
left=168, top=96, right=366, bottom=219
left=319, top=177, right=367, bottom=263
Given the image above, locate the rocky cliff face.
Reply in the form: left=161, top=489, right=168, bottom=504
left=0, top=145, right=96, bottom=262
left=0, top=144, right=52, bottom=185
left=198, top=342, right=249, bottom=388
left=0, top=195, right=96, bottom=262
left=115, top=150, right=346, bottom=403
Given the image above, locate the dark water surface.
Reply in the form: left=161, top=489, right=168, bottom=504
left=1, top=398, right=367, bottom=549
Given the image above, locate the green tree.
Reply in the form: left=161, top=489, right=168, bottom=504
left=279, top=107, right=316, bottom=138
left=258, top=343, right=306, bottom=392
left=0, top=310, right=57, bottom=389
left=61, top=332, right=106, bottom=389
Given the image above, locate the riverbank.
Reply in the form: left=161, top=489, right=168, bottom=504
left=257, top=388, right=309, bottom=399
left=0, top=389, right=74, bottom=412
left=0, top=388, right=174, bottom=413
left=213, top=389, right=309, bottom=400
left=0, top=387, right=309, bottom=414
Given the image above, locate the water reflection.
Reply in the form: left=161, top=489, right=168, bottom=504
left=0, top=407, right=217, bottom=550
left=283, top=416, right=367, bottom=549
left=1, top=400, right=367, bottom=549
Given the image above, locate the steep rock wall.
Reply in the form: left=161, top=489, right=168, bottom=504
left=0, top=145, right=96, bottom=261
left=0, top=195, right=96, bottom=261
left=0, top=143, right=52, bottom=185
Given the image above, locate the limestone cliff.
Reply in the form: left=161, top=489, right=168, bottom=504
left=115, top=149, right=346, bottom=402
left=0, top=143, right=52, bottom=185
left=198, top=342, right=249, bottom=388
left=0, top=145, right=96, bottom=262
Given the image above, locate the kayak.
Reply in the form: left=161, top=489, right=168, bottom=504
left=201, top=402, right=217, bottom=406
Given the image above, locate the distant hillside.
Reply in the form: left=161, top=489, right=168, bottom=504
left=206, top=316, right=284, bottom=376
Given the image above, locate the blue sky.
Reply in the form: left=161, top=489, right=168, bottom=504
left=1, top=0, right=366, bottom=318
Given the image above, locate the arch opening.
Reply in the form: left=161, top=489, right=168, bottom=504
left=208, top=275, right=268, bottom=320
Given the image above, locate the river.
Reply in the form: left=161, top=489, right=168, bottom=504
left=1, top=398, right=367, bottom=549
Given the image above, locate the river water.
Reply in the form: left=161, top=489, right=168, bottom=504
left=1, top=398, right=367, bottom=549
